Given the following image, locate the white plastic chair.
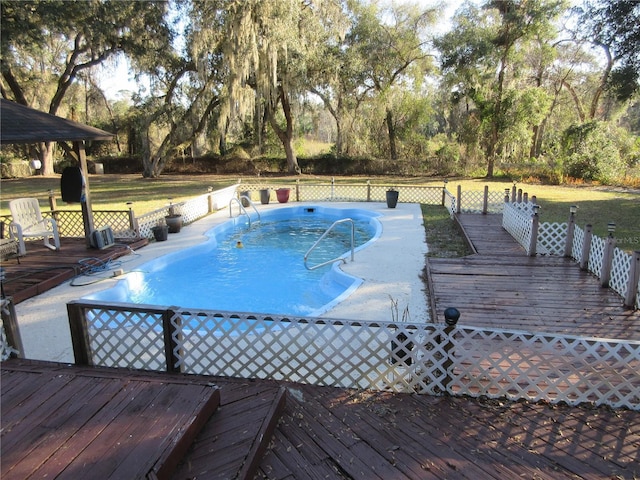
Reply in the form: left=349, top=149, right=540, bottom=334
left=9, top=198, right=60, bottom=255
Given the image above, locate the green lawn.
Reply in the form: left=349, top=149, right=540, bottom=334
left=1, top=173, right=638, bottom=250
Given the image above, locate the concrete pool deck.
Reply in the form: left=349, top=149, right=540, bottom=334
left=13, top=202, right=428, bottom=363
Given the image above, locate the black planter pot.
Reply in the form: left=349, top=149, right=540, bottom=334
left=260, top=189, right=271, bottom=205
left=386, top=190, right=399, bottom=208
left=152, top=225, right=169, bottom=242
left=165, top=214, right=183, bottom=233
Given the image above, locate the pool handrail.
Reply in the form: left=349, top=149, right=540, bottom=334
left=229, top=196, right=261, bottom=226
left=304, top=218, right=355, bottom=271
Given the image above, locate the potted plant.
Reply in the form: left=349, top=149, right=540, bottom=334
left=165, top=201, right=183, bottom=233
left=386, top=188, right=399, bottom=208
left=259, top=188, right=271, bottom=205
left=389, top=297, right=413, bottom=366
left=276, top=188, right=290, bottom=203
left=151, top=219, right=168, bottom=242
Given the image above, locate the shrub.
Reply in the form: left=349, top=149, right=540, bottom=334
left=561, top=122, right=627, bottom=183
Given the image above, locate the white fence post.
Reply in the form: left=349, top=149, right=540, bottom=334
left=580, top=224, right=593, bottom=270
left=564, top=206, right=577, bottom=258
left=529, top=205, right=540, bottom=256
left=625, top=251, right=640, bottom=308
left=601, top=223, right=617, bottom=287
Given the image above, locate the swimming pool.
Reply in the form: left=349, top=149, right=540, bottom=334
left=85, top=205, right=382, bottom=316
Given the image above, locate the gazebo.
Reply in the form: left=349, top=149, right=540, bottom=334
left=0, top=98, right=114, bottom=246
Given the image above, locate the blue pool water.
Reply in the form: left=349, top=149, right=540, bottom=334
left=86, top=205, right=381, bottom=316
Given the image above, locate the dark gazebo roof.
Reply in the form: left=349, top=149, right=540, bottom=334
left=0, top=98, right=113, bottom=145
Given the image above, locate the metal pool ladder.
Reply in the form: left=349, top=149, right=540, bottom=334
left=304, top=218, right=355, bottom=270
left=229, top=196, right=261, bottom=226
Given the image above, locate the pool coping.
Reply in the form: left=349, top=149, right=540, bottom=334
left=14, top=202, right=428, bottom=363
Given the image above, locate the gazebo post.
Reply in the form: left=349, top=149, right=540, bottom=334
left=74, top=140, right=95, bottom=247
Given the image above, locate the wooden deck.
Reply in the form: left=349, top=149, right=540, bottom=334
left=256, top=382, right=640, bottom=479
left=2, top=360, right=638, bottom=480
left=1, top=359, right=286, bottom=480
left=428, top=214, right=640, bottom=340
left=0, top=237, right=148, bottom=304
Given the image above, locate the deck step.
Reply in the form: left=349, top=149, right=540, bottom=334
left=0, top=360, right=287, bottom=480
left=172, top=380, right=287, bottom=480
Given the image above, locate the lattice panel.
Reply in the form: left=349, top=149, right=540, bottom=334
left=450, top=327, right=640, bottom=409
left=610, top=248, right=632, bottom=297
left=55, top=210, right=85, bottom=237
left=93, top=210, right=134, bottom=238
left=589, top=235, right=605, bottom=277
left=537, top=222, right=567, bottom=256
left=137, top=210, right=169, bottom=239
left=85, top=306, right=167, bottom=371
left=571, top=225, right=585, bottom=262
left=443, top=190, right=456, bottom=216
left=502, top=203, right=532, bottom=250
left=169, top=310, right=449, bottom=393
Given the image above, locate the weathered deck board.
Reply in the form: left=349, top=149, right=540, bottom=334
left=0, top=237, right=148, bottom=304
left=0, top=360, right=220, bottom=480
left=256, top=383, right=640, bottom=480
left=429, top=214, right=640, bottom=340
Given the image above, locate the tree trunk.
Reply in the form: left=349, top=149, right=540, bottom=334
left=267, top=85, right=300, bottom=174
left=39, top=142, right=55, bottom=175
left=386, top=108, right=398, bottom=161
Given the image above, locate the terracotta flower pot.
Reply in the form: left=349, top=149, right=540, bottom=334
left=276, top=188, right=290, bottom=203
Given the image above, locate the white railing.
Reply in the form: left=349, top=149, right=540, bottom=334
left=66, top=300, right=640, bottom=410
left=502, top=200, right=640, bottom=309
left=502, top=202, right=535, bottom=249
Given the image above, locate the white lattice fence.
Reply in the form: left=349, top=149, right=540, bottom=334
left=502, top=202, right=534, bottom=251
left=67, top=301, right=640, bottom=409
left=571, top=225, right=585, bottom=261
left=501, top=215, right=639, bottom=308
left=589, top=235, right=606, bottom=278
left=84, top=304, right=168, bottom=371
left=237, top=183, right=444, bottom=205
left=450, top=327, right=640, bottom=409
left=136, top=184, right=238, bottom=239
left=459, top=190, right=505, bottom=214
left=538, top=222, right=567, bottom=256
left=443, top=190, right=456, bottom=216
left=610, top=248, right=632, bottom=298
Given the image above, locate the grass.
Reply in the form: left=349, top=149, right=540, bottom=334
left=421, top=204, right=472, bottom=258
left=1, top=173, right=638, bottom=250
